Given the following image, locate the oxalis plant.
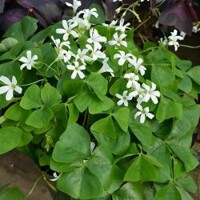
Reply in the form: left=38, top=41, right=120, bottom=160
left=0, top=1, right=200, bottom=199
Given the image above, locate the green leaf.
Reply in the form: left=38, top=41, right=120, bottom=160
left=0, top=187, right=26, bottom=200
left=37, top=43, right=58, bottom=77
left=187, top=66, right=200, bottom=85
left=20, top=84, right=42, bottom=110
left=86, top=73, right=107, bottom=100
left=87, top=147, right=120, bottom=193
left=178, top=75, right=192, bottom=93
left=150, top=143, right=171, bottom=182
left=93, top=131, right=130, bottom=155
left=4, top=103, right=31, bottom=122
left=41, top=83, right=61, bottom=107
left=0, top=61, right=21, bottom=79
left=67, top=103, right=79, bottom=126
left=124, top=155, right=161, bottom=182
left=91, top=116, right=123, bottom=138
left=0, top=127, right=23, bottom=154
left=109, top=78, right=127, bottom=95
left=156, top=96, right=182, bottom=122
left=169, top=144, right=198, bottom=171
left=177, top=175, right=197, bottom=193
left=3, top=16, right=38, bottom=42
left=154, top=184, right=181, bottom=200
left=129, top=123, right=154, bottom=147
left=176, top=186, right=194, bottom=200
left=0, top=38, right=18, bottom=52
left=168, top=117, right=191, bottom=140
left=151, top=64, right=175, bottom=87
left=112, top=183, right=145, bottom=200
left=73, top=89, right=90, bottom=112
left=62, top=79, right=83, bottom=97
left=88, top=95, right=114, bottom=114
left=112, top=107, right=130, bottom=132
left=57, top=166, right=105, bottom=199
left=25, top=107, right=54, bottom=129
left=52, top=123, right=91, bottom=163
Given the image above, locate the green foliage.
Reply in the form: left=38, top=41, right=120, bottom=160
left=0, top=5, right=199, bottom=200
left=0, top=187, right=26, bottom=200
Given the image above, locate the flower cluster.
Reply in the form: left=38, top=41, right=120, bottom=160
left=0, top=0, right=160, bottom=126
left=159, top=29, right=184, bottom=51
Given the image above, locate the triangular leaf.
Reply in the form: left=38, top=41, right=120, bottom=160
left=154, top=184, right=181, bottom=200
left=57, top=166, right=104, bottom=199
left=52, top=123, right=91, bottom=163
left=25, top=107, right=53, bottom=128
left=20, top=84, right=42, bottom=110
left=113, top=107, right=130, bottom=132
left=41, top=83, right=61, bottom=107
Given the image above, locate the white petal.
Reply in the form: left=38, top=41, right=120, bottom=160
left=15, top=86, right=22, bottom=94
left=20, top=64, right=27, bottom=70
left=146, top=112, right=154, bottom=119
left=124, top=100, right=128, bottom=107
left=121, top=41, right=127, bottom=47
left=12, top=76, right=17, bottom=84
left=26, top=50, right=32, bottom=59
left=6, top=90, right=13, bottom=101
left=136, top=103, right=142, bottom=111
left=56, top=28, right=66, bottom=34
left=117, top=99, right=123, bottom=106
left=118, top=58, right=125, bottom=66
left=116, top=94, right=122, bottom=99
left=140, top=114, right=145, bottom=123
left=0, top=86, right=10, bottom=94
left=19, top=57, right=28, bottom=63
left=134, top=111, right=141, bottom=119
left=0, top=76, right=11, bottom=85
left=78, top=71, right=85, bottom=79
left=71, top=71, right=77, bottom=79
left=32, top=55, right=38, bottom=61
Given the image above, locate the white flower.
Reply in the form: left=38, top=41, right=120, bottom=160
left=115, top=90, right=132, bottom=107
left=69, top=15, right=91, bottom=30
left=0, top=76, right=22, bottom=101
left=108, top=32, right=127, bottom=47
left=51, top=36, right=70, bottom=49
left=50, top=172, right=61, bottom=182
left=142, top=82, right=160, bottom=104
left=124, top=73, right=139, bottom=88
left=114, top=51, right=132, bottom=66
left=86, top=44, right=106, bottom=61
left=87, top=28, right=107, bottom=50
left=19, top=50, right=38, bottom=70
left=56, top=20, right=78, bottom=40
left=102, top=20, right=118, bottom=28
left=75, top=48, right=91, bottom=64
left=128, top=57, right=146, bottom=76
left=134, top=104, right=154, bottom=123
left=59, top=49, right=72, bottom=62
left=168, top=29, right=184, bottom=51
left=129, top=83, right=145, bottom=103
left=65, top=0, right=81, bottom=14
left=116, top=18, right=130, bottom=32
left=98, top=57, right=114, bottom=77
left=158, top=37, right=168, bottom=46
left=80, top=8, right=98, bottom=20
left=67, top=61, right=86, bottom=79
